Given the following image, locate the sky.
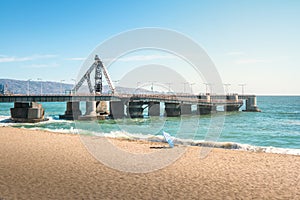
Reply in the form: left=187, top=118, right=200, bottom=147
left=0, top=0, right=299, bottom=95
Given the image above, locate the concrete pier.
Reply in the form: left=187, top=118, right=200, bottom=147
left=10, top=102, right=46, bottom=123
left=59, top=102, right=82, bottom=120
left=165, top=103, right=181, bottom=117
left=128, top=101, right=144, bottom=118
left=110, top=101, right=125, bottom=119
left=245, top=96, right=261, bottom=112
left=0, top=93, right=262, bottom=122
left=85, top=101, right=97, bottom=116
left=148, top=102, right=160, bottom=116
left=181, top=104, right=192, bottom=115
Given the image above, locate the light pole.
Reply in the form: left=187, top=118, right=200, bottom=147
left=27, top=79, right=32, bottom=95
left=60, top=80, right=65, bottom=94
left=223, top=83, right=231, bottom=95
left=209, top=84, right=214, bottom=94
left=151, top=82, right=154, bottom=93
left=37, top=78, right=42, bottom=95
left=203, top=83, right=209, bottom=94
left=149, top=81, right=156, bottom=93
left=165, top=83, right=172, bottom=93
left=238, top=84, right=246, bottom=95
left=190, top=83, right=195, bottom=94
left=71, top=79, right=76, bottom=94
left=182, top=82, right=189, bottom=93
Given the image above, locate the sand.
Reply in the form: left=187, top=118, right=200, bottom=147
left=0, top=126, right=299, bottom=199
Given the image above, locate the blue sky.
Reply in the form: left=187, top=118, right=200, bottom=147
left=0, top=0, right=299, bottom=94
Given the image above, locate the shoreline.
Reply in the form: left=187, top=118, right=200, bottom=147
left=1, top=118, right=300, bottom=156
left=0, top=126, right=300, bottom=199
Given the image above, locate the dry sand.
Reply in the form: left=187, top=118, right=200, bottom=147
left=0, top=126, right=299, bottom=199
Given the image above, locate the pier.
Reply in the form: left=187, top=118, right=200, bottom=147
left=0, top=93, right=260, bottom=122
left=0, top=55, right=260, bottom=122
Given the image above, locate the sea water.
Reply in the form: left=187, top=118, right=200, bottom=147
left=0, top=96, right=299, bottom=154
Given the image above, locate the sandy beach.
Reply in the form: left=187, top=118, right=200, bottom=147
left=0, top=126, right=299, bottom=199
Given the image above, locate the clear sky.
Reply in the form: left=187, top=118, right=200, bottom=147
left=0, top=0, right=299, bottom=95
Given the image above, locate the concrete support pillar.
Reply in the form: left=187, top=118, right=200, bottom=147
left=59, top=102, right=82, bottom=120
left=85, top=101, right=97, bottom=116
left=10, top=102, right=46, bottom=123
left=225, top=94, right=241, bottom=112
left=225, top=105, right=241, bottom=112
left=128, top=101, right=144, bottom=118
left=181, top=104, right=192, bottom=115
left=110, top=101, right=125, bottom=119
left=165, top=103, right=181, bottom=117
left=197, top=105, right=217, bottom=115
left=245, top=96, right=261, bottom=112
left=148, top=102, right=160, bottom=116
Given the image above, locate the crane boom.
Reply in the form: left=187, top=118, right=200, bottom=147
left=99, top=60, right=115, bottom=94
left=73, top=55, right=115, bottom=94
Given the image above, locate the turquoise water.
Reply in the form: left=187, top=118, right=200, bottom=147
left=0, top=96, right=299, bottom=152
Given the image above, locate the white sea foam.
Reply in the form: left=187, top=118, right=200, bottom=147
left=0, top=115, right=15, bottom=126
left=1, top=115, right=299, bottom=156
left=76, top=130, right=300, bottom=156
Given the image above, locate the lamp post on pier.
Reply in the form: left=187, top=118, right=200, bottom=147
left=27, top=79, right=32, bottom=95
left=149, top=81, right=156, bottom=93
left=37, top=78, right=42, bottom=95
left=238, top=84, right=246, bottom=95
left=60, top=80, right=65, bottom=94
left=165, top=82, right=172, bottom=93
left=71, top=79, right=76, bottom=94
left=182, top=82, right=189, bottom=93
left=190, top=83, right=195, bottom=94
left=203, top=83, right=209, bottom=94
left=223, top=83, right=231, bottom=95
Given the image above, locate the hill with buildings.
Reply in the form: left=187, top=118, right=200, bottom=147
left=0, top=79, right=152, bottom=95
left=0, top=79, right=73, bottom=95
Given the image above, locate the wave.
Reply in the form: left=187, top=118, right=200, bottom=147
left=76, top=130, right=300, bottom=156
left=0, top=115, right=74, bottom=126
left=1, top=115, right=299, bottom=156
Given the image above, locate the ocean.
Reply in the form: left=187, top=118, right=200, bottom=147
left=0, top=96, right=299, bottom=155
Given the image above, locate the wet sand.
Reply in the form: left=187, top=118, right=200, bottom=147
left=0, top=126, right=299, bottom=199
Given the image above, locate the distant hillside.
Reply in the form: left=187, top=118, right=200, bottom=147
left=0, top=79, right=152, bottom=95
left=0, top=79, right=73, bottom=95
